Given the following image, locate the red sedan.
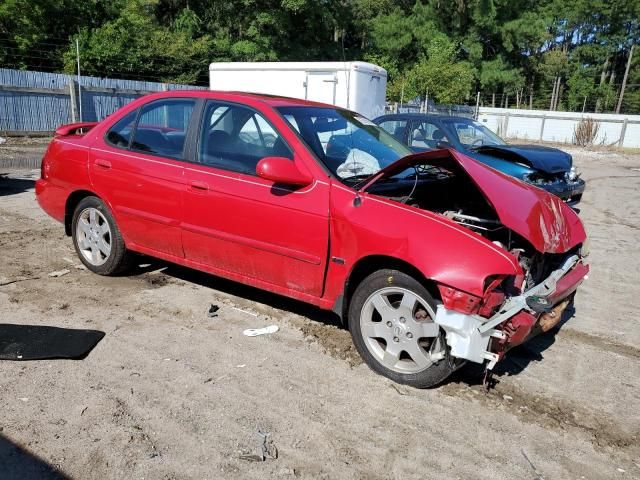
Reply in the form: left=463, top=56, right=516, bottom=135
left=36, top=91, right=589, bottom=387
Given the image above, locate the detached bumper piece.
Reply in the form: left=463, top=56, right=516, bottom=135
left=434, top=254, right=589, bottom=369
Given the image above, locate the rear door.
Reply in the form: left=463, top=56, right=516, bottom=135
left=182, top=100, right=330, bottom=296
left=89, top=98, right=196, bottom=257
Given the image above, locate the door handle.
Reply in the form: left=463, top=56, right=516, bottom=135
left=189, top=180, right=209, bottom=191
left=95, top=159, right=112, bottom=169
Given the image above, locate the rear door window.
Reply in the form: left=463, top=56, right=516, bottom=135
left=130, top=99, right=196, bottom=159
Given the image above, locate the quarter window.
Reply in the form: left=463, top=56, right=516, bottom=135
left=130, top=99, right=195, bottom=159
left=105, top=110, right=137, bottom=148
left=199, top=102, right=292, bottom=175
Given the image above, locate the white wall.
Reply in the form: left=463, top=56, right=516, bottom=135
left=477, top=107, right=640, bottom=148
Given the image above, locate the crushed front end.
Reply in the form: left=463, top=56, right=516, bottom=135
left=434, top=246, right=589, bottom=371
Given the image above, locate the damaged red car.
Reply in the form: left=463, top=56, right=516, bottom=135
left=36, top=91, right=589, bottom=388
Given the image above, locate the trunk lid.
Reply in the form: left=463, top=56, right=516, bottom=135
left=360, top=149, right=586, bottom=253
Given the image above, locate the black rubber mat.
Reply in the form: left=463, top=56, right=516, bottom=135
left=0, top=324, right=105, bottom=360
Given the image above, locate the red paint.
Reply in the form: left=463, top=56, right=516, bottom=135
left=54, top=121, right=98, bottom=136
left=36, top=91, right=588, bottom=317
left=438, top=285, right=482, bottom=314
left=363, top=148, right=586, bottom=254
left=256, top=156, right=313, bottom=186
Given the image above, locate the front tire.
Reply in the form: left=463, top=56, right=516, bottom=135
left=71, top=196, right=130, bottom=275
left=348, top=269, right=458, bottom=388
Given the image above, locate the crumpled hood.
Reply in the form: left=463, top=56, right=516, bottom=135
left=361, top=149, right=586, bottom=253
left=471, top=144, right=572, bottom=174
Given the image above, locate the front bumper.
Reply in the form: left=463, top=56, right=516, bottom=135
left=434, top=254, right=589, bottom=367
left=537, top=177, right=586, bottom=205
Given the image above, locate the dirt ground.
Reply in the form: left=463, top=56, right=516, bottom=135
left=1, top=142, right=639, bottom=479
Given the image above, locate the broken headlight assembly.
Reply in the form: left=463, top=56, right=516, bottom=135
left=565, top=166, right=580, bottom=183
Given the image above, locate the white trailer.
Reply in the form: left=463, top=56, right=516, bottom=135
left=209, top=61, right=387, bottom=120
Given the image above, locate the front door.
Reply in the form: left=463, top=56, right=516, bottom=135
left=182, top=101, right=329, bottom=296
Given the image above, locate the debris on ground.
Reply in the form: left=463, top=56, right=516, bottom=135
left=230, top=306, right=259, bottom=317
left=0, top=137, right=6, bottom=145
left=243, top=325, right=279, bottom=337
left=48, top=269, right=70, bottom=278
left=239, top=430, right=278, bottom=462
left=208, top=304, right=220, bottom=318
left=521, top=449, right=545, bottom=480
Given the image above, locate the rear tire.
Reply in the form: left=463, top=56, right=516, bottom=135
left=348, top=269, right=459, bottom=388
left=71, top=196, right=130, bottom=275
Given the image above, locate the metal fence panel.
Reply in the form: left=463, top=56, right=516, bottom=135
left=0, top=68, right=205, bottom=133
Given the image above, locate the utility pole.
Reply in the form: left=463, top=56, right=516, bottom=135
left=474, top=91, right=480, bottom=119
left=76, top=39, right=83, bottom=122
left=616, top=44, right=635, bottom=114
left=549, top=77, right=557, bottom=110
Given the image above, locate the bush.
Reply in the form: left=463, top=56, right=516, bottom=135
left=573, top=117, right=600, bottom=147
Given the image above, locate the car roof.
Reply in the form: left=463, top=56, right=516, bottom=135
left=136, top=89, right=343, bottom=110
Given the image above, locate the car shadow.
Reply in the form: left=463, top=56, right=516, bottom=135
left=128, top=255, right=574, bottom=384
left=450, top=301, right=577, bottom=386
left=127, top=256, right=343, bottom=328
left=0, top=174, right=36, bottom=197
left=0, top=433, right=71, bottom=479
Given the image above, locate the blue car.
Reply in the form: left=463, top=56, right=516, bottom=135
left=373, top=113, right=585, bottom=205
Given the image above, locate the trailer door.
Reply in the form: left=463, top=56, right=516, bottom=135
left=305, top=72, right=337, bottom=105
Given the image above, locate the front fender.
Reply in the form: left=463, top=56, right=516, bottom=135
left=323, top=182, right=521, bottom=305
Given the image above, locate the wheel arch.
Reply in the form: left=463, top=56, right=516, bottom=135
left=64, top=190, right=103, bottom=236
left=336, top=255, right=440, bottom=325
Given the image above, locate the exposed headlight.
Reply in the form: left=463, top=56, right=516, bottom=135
left=566, top=166, right=579, bottom=182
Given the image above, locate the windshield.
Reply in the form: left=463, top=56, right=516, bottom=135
left=441, top=119, right=506, bottom=148
left=276, top=106, right=412, bottom=183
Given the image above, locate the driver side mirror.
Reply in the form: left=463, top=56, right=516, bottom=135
left=436, top=141, right=452, bottom=149
left=256, top=156, right=313, bottom=187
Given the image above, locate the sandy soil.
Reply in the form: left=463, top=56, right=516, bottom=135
left=1, top=146, right=639, bottom=479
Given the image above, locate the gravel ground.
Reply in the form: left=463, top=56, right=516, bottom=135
left=0, top=143, right=639, bottom=479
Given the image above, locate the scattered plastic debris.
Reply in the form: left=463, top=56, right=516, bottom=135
left=236, top=364, right=246, bottom=368
left=503, top=395, right=513, bottom=401
left=0, top=137, right=6, bottom=145
left=208, top=304, right=220, bottom=318
left=48, top=269, right=70, bottom=278
left=18, top=397, right=28, bottom=402
left=231, top=306, right=259, bottom=317
left=243, top=325, right=279, bottom=337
